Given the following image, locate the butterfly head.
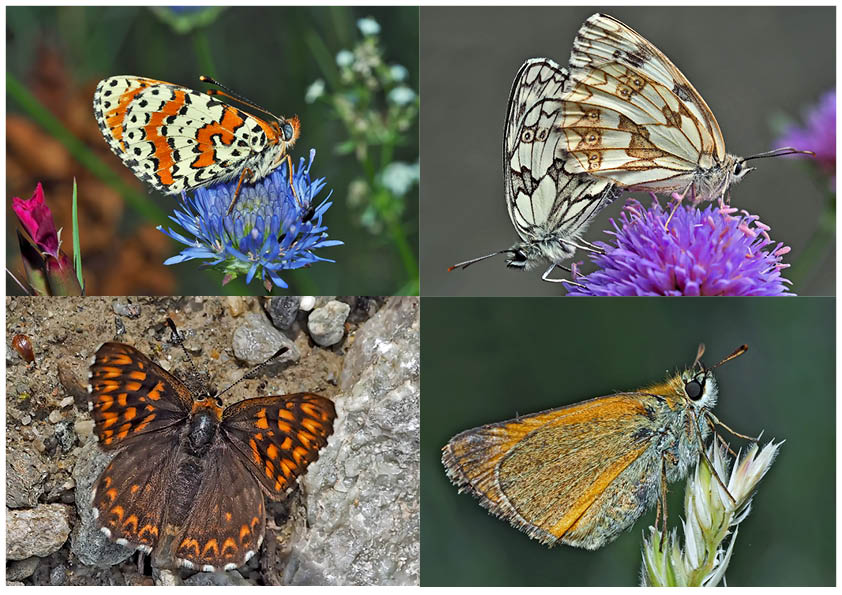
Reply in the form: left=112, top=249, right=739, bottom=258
left=272, top=115, right=301, bottom=147
left=681, top=343, right=748, bottom=413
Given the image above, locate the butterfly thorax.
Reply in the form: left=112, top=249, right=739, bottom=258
left=691, top=153, right=750, bottom=201
left=243, top=116, right=300, bottom=182
left=638, top=369, right=717, bottom=482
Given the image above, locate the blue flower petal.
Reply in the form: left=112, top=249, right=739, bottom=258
left=157, top=149, right=341, bottom=290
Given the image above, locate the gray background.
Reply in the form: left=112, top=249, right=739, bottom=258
left=421, top=6, right=835, bottom=296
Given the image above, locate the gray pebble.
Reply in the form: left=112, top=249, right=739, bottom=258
left=232, top=313, right=300, bottom=367
left=49, top=564, right=68, bottom=586
left=265, top=296, right=301, bottom=330
left=6, top=557, right=40, bottom=581
left=307, top=301, right=351, bottom=347
left=6, top=504, right=72, bottom=559
left=6, top=445, right=47, bottom=508
left=111, top=300, right=140, bottom=318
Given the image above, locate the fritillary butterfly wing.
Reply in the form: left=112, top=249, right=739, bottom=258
left=93, top=75, right=299, bottom=196
left=220, top=394, right=337, bottom=497
left=88, top=342, right=193, bottom=449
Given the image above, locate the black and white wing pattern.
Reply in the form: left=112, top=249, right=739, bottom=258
left=502, top=58, right=618, bottom=272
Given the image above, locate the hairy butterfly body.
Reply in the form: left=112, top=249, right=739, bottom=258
left=87, top=342, right=335, bottom=572
left=93, top=75, right=300, bottom=208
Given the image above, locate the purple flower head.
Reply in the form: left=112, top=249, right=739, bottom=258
left=157, top=149, right=342, bottom=292
left=566, top=199, right=793, bottom=296
left=775, top=89, right=836, bottom=188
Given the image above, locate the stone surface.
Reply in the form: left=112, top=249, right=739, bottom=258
left=50, top=564, right=68, bottom=585
left=69, top=440, right=134, bottom=568
left=7, top=557, right=40, bottom=581
left=307, top=301, right=351, bottom=347
left=283, top=297, right=420, bottom=585
left=7, top=504, right=72, bottom=559
left=184, top=570, right=251, bottom=586
left=232, top=313, right=300, bottom=367
left=265, top=296, right=301, bottom=330
left=6, top=443, right=48, bottom=508
left=111, top=300, right=141, bottom=318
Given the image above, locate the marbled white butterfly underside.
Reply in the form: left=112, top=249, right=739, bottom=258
left=558, top=13, right=812, bottom=202
left=450, top=58, right=619, bottom=282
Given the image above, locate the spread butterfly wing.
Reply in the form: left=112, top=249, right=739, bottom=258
left=88, top=342, right=194, bottom=449
left=91, top=425, right=181, bottom=553
left=220, top=393, right=336, bottom=497
left=94, top=75, right=276, bottom=194
left=559, top=13, right=727, bottom=191
left=168, top=447, right=266, bottom=571
left=504, top=59, right=615, bottom=244
left=442, top=393, right=656, bottom=548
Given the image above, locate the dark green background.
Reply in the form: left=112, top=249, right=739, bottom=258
left=421, top=298, right=834, bottom=586
left=421, top=6, right=835, bottom=296
left=7, top=6, right=419, bottom=295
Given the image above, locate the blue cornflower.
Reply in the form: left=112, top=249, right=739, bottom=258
left=566, top=199, right=793, bottom=296
left=157, top=149, right=342, bottom=292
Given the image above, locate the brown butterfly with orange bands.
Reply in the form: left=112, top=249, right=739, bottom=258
left=87, top=340, right=335, bottom=572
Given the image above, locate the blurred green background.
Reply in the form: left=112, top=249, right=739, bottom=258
left=421, top=298, right=834, bottom=586
left=422, top=6, right=835, bottom=296
left=7, top=6, right=418, bottom=296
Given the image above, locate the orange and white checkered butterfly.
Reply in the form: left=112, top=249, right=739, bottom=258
left=449, top=58, right=619, bottom=282
left=559, top=14, right=812, bottom=203
left=93, top=75, right=300, bottom=213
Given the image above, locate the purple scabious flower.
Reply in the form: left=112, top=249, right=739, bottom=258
left=775, top=89, right=836, bottom=189
left=565, top=199, right=793, bottom=296
left=157, top=149, right=342, bottom=292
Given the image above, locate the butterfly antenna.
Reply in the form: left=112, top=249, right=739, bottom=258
left=215, top=345, right=290, bottom=399
left=199, top=75, right=283, bottom=122
left=448, top=250, right=515, bottom=271
left=742, top=147, right=815, bottom=162
left=691, top=343, right=707, bottom=370
left=710, top=344, right=748, bottom=370
left=166, top=318, right=203, bottom=381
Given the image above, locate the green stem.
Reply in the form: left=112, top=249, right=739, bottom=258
left=789, top=197, right=835, bottom=290
left=192, top=28, right=217, bottom=78
left=71, top=178, right=84, bottom=292
left=384, top=207, right=418, bottom=286
left=7, top=72, right=168, bottom=225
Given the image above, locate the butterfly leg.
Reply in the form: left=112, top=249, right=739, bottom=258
left=657, top=453, right=671, bottom=550
left=227, top=167, right=255, bottom=215
left=541, top=264, right=568, bottom=283
left=285, top=154, right=302, bottom=208
left=663, top=182, right=694, bottom=231
left=541, top=264, right=587, bottom=289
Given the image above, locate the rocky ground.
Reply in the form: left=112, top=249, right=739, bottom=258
left=6, top=296, right=419, bottom=585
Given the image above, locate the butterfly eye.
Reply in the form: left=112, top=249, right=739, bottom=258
left=215, top=396, right=223, bottom=407
left=685, top=379, right=703, bottom=401
left=733, top=160, right=746, bottom=177
left=281, top=121, right=295, bottom=142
